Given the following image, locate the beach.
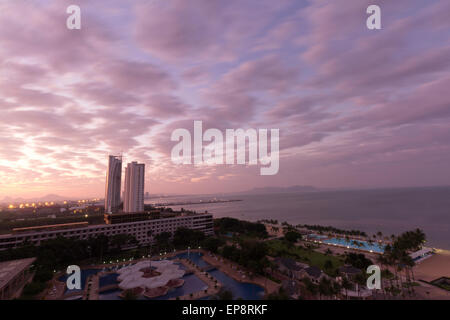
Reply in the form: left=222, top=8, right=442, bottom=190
left=413, top=249, right=450, bottom=299
left=414, top=249, right=450, bottom=282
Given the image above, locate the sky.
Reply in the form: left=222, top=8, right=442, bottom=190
left=0, top=0, right=449, bottom=199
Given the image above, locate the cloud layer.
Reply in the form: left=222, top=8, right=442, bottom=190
left=0, top=0, right=449, bottom=198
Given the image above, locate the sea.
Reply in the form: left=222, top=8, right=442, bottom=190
left=145, top=186, right=450, bottom=250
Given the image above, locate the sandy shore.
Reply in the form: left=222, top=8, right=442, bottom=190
left=414, top=249, right=450, bottom=282
left=410, top=249, right=450, bottom=300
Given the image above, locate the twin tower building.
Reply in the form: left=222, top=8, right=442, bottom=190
left=105, top=155, right=145, bottom=214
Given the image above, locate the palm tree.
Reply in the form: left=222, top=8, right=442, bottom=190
left=318, top=278, right=327, bottom=300
left=353, top=273, right=366, bottom=298
left=404, top=256, right=416, bottom=296
left=396, top=262, right=405, bottom=297
left=399, top=252, right=414, bottom=297
left=341, top=277, right=352, bottom=300
left=376, top=231, right=383, bottom=243
left=302, top=277, right=318, bottom=299
left=331, top=280, right=341, bottom=300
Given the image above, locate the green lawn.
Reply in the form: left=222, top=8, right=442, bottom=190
left=266, top=239, right=344, bottom=275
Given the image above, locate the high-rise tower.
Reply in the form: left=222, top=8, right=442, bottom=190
left=123, top=161, right=145, bottom=213
left=105, top=155, right=122, bottom=213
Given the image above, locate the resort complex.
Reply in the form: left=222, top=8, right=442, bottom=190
left=0, top=156, right=448, bottom=301
left=0, top=210, right=213, bottom=251
left=1, top=215, right=449, bottom=301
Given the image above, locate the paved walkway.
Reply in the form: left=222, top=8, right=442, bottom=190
left=85, top=274, right=99, bottom=300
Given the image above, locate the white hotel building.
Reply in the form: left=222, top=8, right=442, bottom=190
left=0, top=212, right=214, bottom=251
left=104, top=155, right=122, bottom=214
left=123, top=161, right=145, bottom=213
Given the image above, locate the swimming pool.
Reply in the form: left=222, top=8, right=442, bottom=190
left=177, top=252, right=265, bottom=300
left=99, top=273, right=119, bottom=287
left=322, top=238, right=385, bottom=253
left=174, top=252, right=211, bottom=268
left=98, top=272, right=208, bottom=300
left=65, top=253, right=265, bottom=300
left=208, top=269, right=265, bottom=300
left=58, top=268, right=101, bottom=294
left=309, top=234, right=328, bottom=240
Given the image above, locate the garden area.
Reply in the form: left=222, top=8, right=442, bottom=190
left=265, top=239, right=344, bottom=276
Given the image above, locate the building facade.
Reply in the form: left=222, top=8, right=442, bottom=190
left=123, top=161, right=145, bottom=213
left=0, top=213, right=214, bottom=251
left=0, top=258, right=36, bottom=300
left=105, top=155, right=122, bottom=213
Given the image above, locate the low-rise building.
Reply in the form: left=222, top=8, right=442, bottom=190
left=274, top=257, right=308, bottom=279
left=338, top=265, right=362, bottom=278
left=0, top=212, right=213, bottom=251
left=303, top=266, right=326, bottom=283
left=281, top=279, right=302, bottom=299
left=0, top=257, right=36, bottom=300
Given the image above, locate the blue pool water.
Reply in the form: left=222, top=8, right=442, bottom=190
left=177, top=252, right=264, bottom=300
left=175, top=252, right=211, bottom=268
left=152, top=273, right=208, bottom=300
left=208, top=269, right=265, bottom=300
left=309, top=234, right=328, bottom=239
left=99, top=273, right=119, bottom=287
left=322, top=238, right=385, bottom=253
left=58, top=268, right=101, bottom=294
